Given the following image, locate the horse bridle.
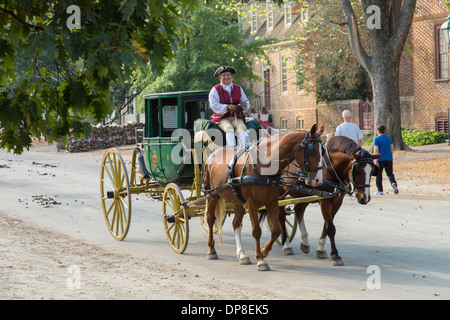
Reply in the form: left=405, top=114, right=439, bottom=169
left=349, top=150, right=378, bottom=189
left=283, top=130, right=323, bottom=184
left=323, top=146, right=377, bottom=194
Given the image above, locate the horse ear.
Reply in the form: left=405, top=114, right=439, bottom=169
left=371, top=153, right=383, bottom=159
left=309, top=123, right=317, bottom=135
left=351, top=152, right=361, bottom=160
left=317, top=125, right=324, bottom=136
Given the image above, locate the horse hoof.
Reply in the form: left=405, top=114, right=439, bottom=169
left=283, top=247, right=294, bottom=255
left=331, top=257, right=344, bottom=266
left=207, top=252, right=219, bottom=260
left=316, top=250, right=328, bottom=259
left=257, top=262, right=271, bottom=271
left=300, top=243, right=310, bottom=254
left=239, top=257, right=252, bottom=265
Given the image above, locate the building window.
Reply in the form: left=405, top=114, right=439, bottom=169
left=436, top=25, right=449, bottom=79
left=267, top=1, right=274, bottom=30
left=280, top=54, right=288, bottom=93
left=296, top=117, right=304, bottom=129
left=296, top=53, right=304, bottom=91
left=280, top=117, right=288, bottom=130
left=301, top=6, right=310, bottom=23
left=251, top=5, right=257, bottom=33
left=436, top=116, right=449, bottom=134
left=284, top=2, right=292, bottom=26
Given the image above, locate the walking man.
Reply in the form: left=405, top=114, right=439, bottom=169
left=335, top=110, right=363, bottom=147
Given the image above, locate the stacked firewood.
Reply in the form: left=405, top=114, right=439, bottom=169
left=66, top=123, right=144, bottom=152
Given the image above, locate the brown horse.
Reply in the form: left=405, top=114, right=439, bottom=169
left=280, top=135, right=381, bottom=266
left=203, top=124, right=324, bottom=271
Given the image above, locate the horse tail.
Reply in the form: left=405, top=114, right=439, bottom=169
left=258, top=209, right=268, bottom=225
left=214, top=198, right=226, bottom=244
left=259, top=207, right=288, bottom=245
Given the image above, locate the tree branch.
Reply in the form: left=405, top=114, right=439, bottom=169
left=339, top=0, right=371, bottom=73
left=390, top=0, right=417, bottom=58
left=0, top=7, right=43, bottom=31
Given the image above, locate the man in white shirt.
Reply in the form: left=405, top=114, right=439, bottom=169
left=335, top=110, right=363, bottom=146
left=209, top=66, right=250, bottom=148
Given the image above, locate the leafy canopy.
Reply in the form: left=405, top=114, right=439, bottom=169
left=132, top=0, right=276, bottom=109
left=0, top=0, right=208, bottom=154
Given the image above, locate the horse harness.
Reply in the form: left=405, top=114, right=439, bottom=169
left=224, top=130, right=323, bottom=204
left=322, top=145, right=378, bottom=194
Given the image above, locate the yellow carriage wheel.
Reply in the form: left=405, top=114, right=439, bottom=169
left=100, top=148, right=132, bottom=240
left=162, top=183, right=189, bottom=254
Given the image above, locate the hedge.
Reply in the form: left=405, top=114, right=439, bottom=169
left=402, top=128, right=448, bottom=146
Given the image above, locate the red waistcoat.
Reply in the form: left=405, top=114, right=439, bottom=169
left=211, top=84, right=244, bottom=124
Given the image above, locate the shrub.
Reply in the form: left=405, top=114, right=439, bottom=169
left=401, top=128, right=448, bottom=146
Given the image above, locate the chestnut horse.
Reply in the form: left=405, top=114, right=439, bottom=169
left=280, top=135, right=381, bottom=266
left=203, top=124, right=324, bottom=271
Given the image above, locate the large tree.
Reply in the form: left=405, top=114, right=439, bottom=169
left=340, top=0, right=417, bottom=149
left=0, top=0, right=207, bottom=154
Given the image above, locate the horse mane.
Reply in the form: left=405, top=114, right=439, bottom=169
left=326, top=136, right=361, bottom=155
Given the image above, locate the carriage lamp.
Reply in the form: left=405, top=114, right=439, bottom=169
left=440, top=15, right=450, bottom=45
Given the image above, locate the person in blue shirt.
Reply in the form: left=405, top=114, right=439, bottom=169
left=373, top=124, right=399, bottom=195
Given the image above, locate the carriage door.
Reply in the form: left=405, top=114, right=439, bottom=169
left=359, top=98, right=373, bottom=130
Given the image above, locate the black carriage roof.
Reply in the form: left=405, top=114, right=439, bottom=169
left=143, top=90, right=210, bottom=100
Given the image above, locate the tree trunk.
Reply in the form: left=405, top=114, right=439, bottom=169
left=340, top=0, right=417, bottom=151
left=370, top=54, right=409, bottom=150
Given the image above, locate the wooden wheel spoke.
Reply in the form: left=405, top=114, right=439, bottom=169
left=162, top=184, right=188, bottom=254
left=101, top=149, right=131, bottom=241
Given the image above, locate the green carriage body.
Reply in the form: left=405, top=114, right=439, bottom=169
left=142, top=90, right=212, bottom=186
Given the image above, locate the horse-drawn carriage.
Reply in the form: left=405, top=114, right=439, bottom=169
left=100, top=90, right=380, bottom=270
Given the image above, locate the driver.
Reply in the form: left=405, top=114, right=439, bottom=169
left=208, top=66, right=250, bottom=148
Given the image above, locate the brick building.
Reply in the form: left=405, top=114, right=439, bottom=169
left=240, top=0, right=450, bottom=136
left=406, top=0, right=450, bottom=134
left=241, top=0, right=317, bottom=131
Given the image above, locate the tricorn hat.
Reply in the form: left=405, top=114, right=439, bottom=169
left=214, top=66, right=236, bottom=77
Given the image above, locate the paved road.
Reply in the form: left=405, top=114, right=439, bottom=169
left=1, top=146, right=449, bottom=299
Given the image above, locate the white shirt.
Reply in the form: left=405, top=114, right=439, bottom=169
left=335, top=122, right=363, bottom=144
left=260, top=113, right=269, bottom=122
left=208, top=82, right=250, bottom=115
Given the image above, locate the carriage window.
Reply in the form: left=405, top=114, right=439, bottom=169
left=184, top=100, right=210, bottom=129
left=162, top=105, right=178, bottom=136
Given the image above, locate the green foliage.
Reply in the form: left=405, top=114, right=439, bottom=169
left=0, top=0, right=208, bottom=154
left=402, top=128, right=448, bottom=146
left=315, top=60, right=372, bottom=102
left=363, top=135, right=373, bottom=146
left=132, top=0, right=275, bottom=110
left=291, top=1, right=373, bottom=102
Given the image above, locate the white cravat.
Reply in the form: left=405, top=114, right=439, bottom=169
left=221, top=83, right=233, bottom=94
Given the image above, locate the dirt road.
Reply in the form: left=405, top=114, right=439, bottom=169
left=0, top=143, right=449, bottom=300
